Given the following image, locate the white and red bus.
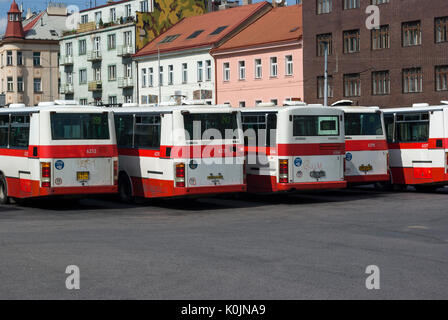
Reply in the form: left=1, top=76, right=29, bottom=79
left=383, top=103, right=448, bottom=191
left=0, top=102, right=118, bottom=204
left=241, top=104, right=347, bottom=193
left=333, top=105, right=389, bottom=185
left=113, top=105, right=246, bottom=201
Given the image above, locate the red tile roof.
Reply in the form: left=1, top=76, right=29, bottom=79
left=212, top=4, right=302, bottom=53
left=4, top=0, right=25, bottom=39
left=134, top=1, right=272, bottom=58
left=23, top=11, right=45, bottom=32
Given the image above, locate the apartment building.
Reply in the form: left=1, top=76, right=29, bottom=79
left=133, top=1, right=272, bottom=105
left=303, top=0, right=448, bottom=107
left=0, top=1, right=68, bottom=106
left=59, top=0, right=148, bottom=105
left=212, top=4, right=303, bottom=107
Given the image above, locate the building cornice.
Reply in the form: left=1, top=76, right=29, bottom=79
left=134, top=46, right=212, bottom=61
left=211, top=38, right=302, bottom=57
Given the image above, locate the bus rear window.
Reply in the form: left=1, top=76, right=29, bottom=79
left=293, top=115, right=339, bottom=136
left=345, top=113, right=383, bottom=136
left=51, top=113, right=110, bottom=140
left=183, top=113, right=238, bottom=140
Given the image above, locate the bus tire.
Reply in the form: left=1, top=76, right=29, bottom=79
left=118, top=173, right=134, bottom=203
left=0, top=175, right=10, bottom=205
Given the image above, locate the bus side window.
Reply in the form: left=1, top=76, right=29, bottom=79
left=384, top=114, right=395, bottom=143
left=266, top=113, right=277, bottom=147
left=114, top=114, right=134, bottom=147
left=9, top=115, right=30, bottom=149
left=0, top=115, right=9, bottom=147
left=134, top=115, right=161, bottom=149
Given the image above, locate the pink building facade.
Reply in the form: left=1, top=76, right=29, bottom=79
left=213, top=42, right=303, bottom=107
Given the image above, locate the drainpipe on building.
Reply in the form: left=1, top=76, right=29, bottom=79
left=324, top=41, right=328, bottom=107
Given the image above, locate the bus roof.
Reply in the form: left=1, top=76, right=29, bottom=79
left=111, top=105, right=237, bottom=114
left=0, top=105, right=112, bottom=114
left=383, top=105, right=448, bottom=113
left=238, top=105, right=343, bottom=115
left=333, top=106, right=380, bottom=113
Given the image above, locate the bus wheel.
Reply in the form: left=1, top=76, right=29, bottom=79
left=118, top=174, right=134, bottom=203
left=0, top=175, right=10, bottom=205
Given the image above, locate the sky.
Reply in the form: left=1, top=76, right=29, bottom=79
left=0, top=0, right=299, bottom=34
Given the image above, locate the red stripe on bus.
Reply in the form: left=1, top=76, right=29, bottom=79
left=0, top=145, right=117, bottom=158
left=390, top=167, right=448, bottom=185
left=388, top=138, right=448, bottom=150
left=277, top=143, right=345, bottom=156
left=345, top=140, right=388, bottom=151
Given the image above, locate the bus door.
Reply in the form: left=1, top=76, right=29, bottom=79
left=10, top=114, right=32, bottom=196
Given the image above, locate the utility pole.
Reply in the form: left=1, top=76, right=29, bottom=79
left=324, top=41, right=328, bottom=107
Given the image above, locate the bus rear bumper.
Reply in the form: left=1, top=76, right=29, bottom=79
left=346, top=174, right=390, bottom=184
left=276, top=181, right=347, bottom=192
left=39, top=185, right=118, bottom=196
left=173, top=184, right=247, bottom=197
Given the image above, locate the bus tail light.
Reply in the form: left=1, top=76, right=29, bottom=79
left=279, top=159, right=289, bottom=183
left=41, top=162, right=51, bottom=188
left=175, top=163, right=186, bottom=188
left=113, top=160, right=118, bottom=185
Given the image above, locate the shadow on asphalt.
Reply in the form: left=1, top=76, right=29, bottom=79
left=4, top=185, right=447, bottom=212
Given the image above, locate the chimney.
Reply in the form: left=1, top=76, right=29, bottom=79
left=242, top=0, right=252, bottom=5
left=26, top=8, right=32, bottom=19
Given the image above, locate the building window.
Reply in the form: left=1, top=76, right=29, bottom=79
left=239, top=101, right=246, bottom=108
left=435, top=17, right=448, bottom=43
left=372, top=25, right=390, bottom=50
left=371, top=0, right=389, bottom=4
left=285, top=55, right=293, bottom=76
left=140, top=0, right=149, bottom=12
left=123, top=31, right=132, bottom=46
left=149, top=67, right=154, bottom=86
left=317, top=0, right=332, bottom=14
left=80, top=99, right=88, bottom=105
left=79, top=69, right=87, bottom=84
left=223, top=62, right=230, bottom=81
left=33, top=78, right=42, bottom=92
left=255, top=59, right=262, bottom=79
left=343, top=29, right=360, bottom=53
left=124, top=63, right=132, bottom=78
left=317, top=76, right=333, bottom=98
left=168, top=65, right=174, bottom=85
left=17, top=51, right=22, bottom=65
left=270, top=57, right=278, bottom=77
left=205, top=60, right=212, bottom=81
left=81, top=14, right=88, bottom=24
left=344, top=73, right=361, bottom=97
left=125, top=4, right=132, bottom=17
left=95, top=11, right=102, bottom=24
left=7, top=77, right=13, bottom=92
left=6, top=51, right=13, bottom=66
left=182, top=63, right=188, bottom=84
left=271, top=99, right=278, bottom=106
left=94, top=67, right=101, bottom=81
left=65, top=42, right=73, bottom=56
left=107, top=34, right=116, bottom=50
left=110, top=8, right=116, bottom=22
left=317, top=33, right=332, bottom=56
left=435, top=66, right=448, bottom=91
left=66, top=72, right=73, bottom=85
left=344, top=0, right=359, bottom=10
left=159, top=66, right=163, bottom=86
left=239, top=61, right=246, bottom=80
left=403, top=67, right=423, bottom=93
left=108, top=65, right=116, bottom=81
left=79, top=39, right=86, bottom=55
left=109, top=96, right=117, bottom=105
left=17, top=77, right=23, bottom=92
left=402, top=21, right=421, bottom=47
left=33, top=52, right=41, bottom=66
left=141, top=68, right=147, bottom=87
left=372, top=71, right=390, bottom=95
left=197, top=61, right=203, bottom=82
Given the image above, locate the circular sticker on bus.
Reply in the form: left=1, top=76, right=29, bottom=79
left=345, top=153, right=353, bottom=162
left=55, top=178, right=62, bottom=185
left=296, top=171, right=303, bottom=178
left=189, top=160, right=198, bottom=170
left=189, top=178, right=197, bottom=186
left=55, top=160, right=64, bottom=170
left=294, top=157, right=303, bottom=167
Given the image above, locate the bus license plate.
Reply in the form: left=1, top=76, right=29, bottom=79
left=77, top=172, right=90, bottom=181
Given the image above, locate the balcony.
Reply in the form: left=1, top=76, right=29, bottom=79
left=88, top=81, right=102, bottom=91
left=117, top=45, right=135, bottom=57
left=87, top=51, right=102, bottom=62
left=118, top=77, right=134, bottom=88
left=60, top=55, right=74, bottom=66
left=60, top=84, right=74, bottom=94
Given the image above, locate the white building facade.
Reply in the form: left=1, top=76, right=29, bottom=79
left=59, top=0, right=153, bottom=105
left=135, top=48, right=215, bottom=105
